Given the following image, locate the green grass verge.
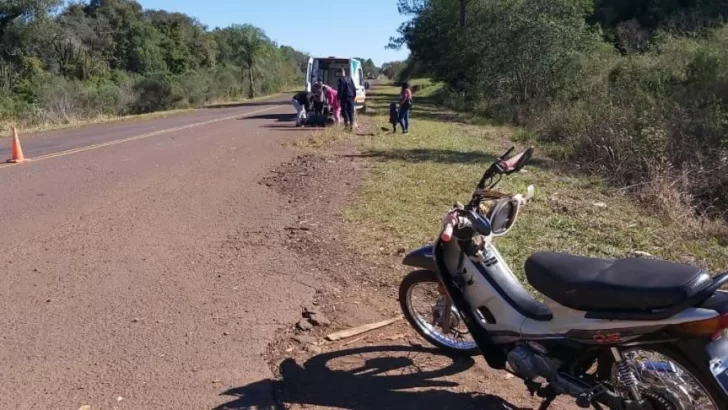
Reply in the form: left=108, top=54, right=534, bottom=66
left=343, top=81, right=728, bottom=282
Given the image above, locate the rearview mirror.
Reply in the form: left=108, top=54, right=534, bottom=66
left=485, top=198, right=518, bottom=237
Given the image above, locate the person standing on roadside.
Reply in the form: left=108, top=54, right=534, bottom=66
left=398, top=81, right=413, bottom=134
left=336, top=68, right=357, bottom=131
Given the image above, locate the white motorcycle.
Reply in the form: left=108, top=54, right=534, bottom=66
left=399, top=146, right=728, bottom=409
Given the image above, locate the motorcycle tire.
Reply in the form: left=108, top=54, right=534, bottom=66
left=399, top=269, right=480, bottom=357
left=597, top=343, right=728, bottom=409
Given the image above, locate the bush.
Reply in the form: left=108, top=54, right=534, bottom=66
left=399, top=0, right=728, bottom=218
left=533, top=28, right=728, bottom=216
left=131, top=72, right=183, bottom=114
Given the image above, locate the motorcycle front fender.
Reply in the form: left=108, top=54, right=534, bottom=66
left=402, top=244, right=437, bottom=273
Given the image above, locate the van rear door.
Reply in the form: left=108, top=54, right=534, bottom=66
left=305, top=57, right=313, bottom=91
left=351, top=59, right=366, bottom=109
left=306, top=57, right=318, bottom=92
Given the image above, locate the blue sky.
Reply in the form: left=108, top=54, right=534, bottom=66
left=138, top=0, right=411, bottom=66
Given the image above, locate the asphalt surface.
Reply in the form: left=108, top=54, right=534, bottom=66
left=0, top=97, right=288, bottom=160
left=0, top=95, right=318, bottom=409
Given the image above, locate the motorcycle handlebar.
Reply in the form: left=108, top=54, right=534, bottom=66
left=475, top=146, right=532, bottom=192
left=440, top=209, right=492, bottom=242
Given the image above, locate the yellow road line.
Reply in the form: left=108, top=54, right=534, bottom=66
left=0, top=105, right=282, bottom=170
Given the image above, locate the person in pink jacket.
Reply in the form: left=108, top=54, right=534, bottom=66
left=322, top=84, right=341, bottom=124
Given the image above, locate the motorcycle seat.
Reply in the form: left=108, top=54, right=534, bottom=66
left=525, top=252, right=712, bottom=312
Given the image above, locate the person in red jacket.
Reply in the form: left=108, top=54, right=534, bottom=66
left=321, top=84, right=341, bottom=124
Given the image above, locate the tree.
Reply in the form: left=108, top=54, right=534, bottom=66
left=225, top=24, right=271, bottom=98
left=0, top=0, right=60, bottom=38
left=355, top=57, right=379, bottom=77
left=0, top=0, right=62, bottom=60
left=0, top=0, right=309, bottom=128
left=147, top=10, right=216, bottom=71
left=280, top=45, right=309, bottom=75
left=380, top=61, right=407, bottom=79
left=121, top=19, right=166, bottom=74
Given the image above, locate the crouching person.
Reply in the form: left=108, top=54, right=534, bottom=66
left=321, top=84, right=341, bottom=124
left=292, top=91, right=313, bottom=127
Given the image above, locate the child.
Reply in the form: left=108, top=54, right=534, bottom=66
left=389, top=102, right=399, bottom=133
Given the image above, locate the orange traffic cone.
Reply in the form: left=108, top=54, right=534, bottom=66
left=7, top=126, right=26, bottom=163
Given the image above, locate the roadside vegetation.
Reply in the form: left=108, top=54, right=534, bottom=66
left=0, top=0, right=385, bottom=132
left=342, top=81, right=728, bottom=283
left=388, top=0, right=728, bottom=226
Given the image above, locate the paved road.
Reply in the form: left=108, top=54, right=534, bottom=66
left=0, top=96, right=316, bottom=409
left=0, top=97, right=287, bottom=160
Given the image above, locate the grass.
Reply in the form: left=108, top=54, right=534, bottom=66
left=0, top=89, right=297, bottom=137
left=339, top=81, right=728, bottom=282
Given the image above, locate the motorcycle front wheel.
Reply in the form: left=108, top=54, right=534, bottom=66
left=399, top=269, right=480, bottom=356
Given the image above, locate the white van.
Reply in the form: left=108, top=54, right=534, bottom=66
left=305, top=56, right=367, bottom=111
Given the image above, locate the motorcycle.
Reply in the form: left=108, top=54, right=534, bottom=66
left=399, top=146, right=728, bottom=409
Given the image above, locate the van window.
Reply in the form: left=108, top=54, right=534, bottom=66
left=357, top=67, right=364, bottom=86
left=315, top=59, right=350, bottom=89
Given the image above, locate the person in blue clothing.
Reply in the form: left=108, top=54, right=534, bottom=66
left=336, top=68, right=357, bottom=131
left=398, top=82, right=413, bottom=134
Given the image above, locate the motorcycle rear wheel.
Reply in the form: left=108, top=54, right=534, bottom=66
left=399, top=269, right=480, bottom=356
left=598, top=344, right=727, bottom=409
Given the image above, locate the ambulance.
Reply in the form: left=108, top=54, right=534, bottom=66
left=305, top=57, right=367, bottom=111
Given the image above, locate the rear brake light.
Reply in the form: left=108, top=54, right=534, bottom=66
left=713, top=314, right=728, bottom=341
left=674, top=313, right=728, bottom=339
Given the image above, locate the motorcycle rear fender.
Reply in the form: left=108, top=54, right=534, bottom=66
left=666, top=290, right=728, bottom=397
left=698, top=290, right=728, bottom=396
left=402, top=245, right=437, bottom=273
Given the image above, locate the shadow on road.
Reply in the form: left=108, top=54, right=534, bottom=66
left=262, top=124, right=313, bottom=131
left=213, top=345, right=530, bottom=410
left=238, top=113, right=297, bottom=122
left=205, top=100, right=287, bottom=109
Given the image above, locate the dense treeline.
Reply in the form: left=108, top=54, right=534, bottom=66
left=380, top=61, right=407, bottom=79
left=0, top=0, right=313, bottom=128
left=356, top=58, right=380, bottom=77
left=392, top=0, right=728, bottom=218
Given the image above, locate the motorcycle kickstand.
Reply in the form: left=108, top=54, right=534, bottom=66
left=591, top=402, right=605, bottom=410
left=537, top=395, right=555, bottom=410
left=536, top=385, right=557, bottom=410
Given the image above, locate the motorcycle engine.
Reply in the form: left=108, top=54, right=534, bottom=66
left=506, top=343, right=559, bottom=381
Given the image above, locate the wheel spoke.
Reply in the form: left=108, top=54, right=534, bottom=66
left=615, top=348, right=720, bottom=410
